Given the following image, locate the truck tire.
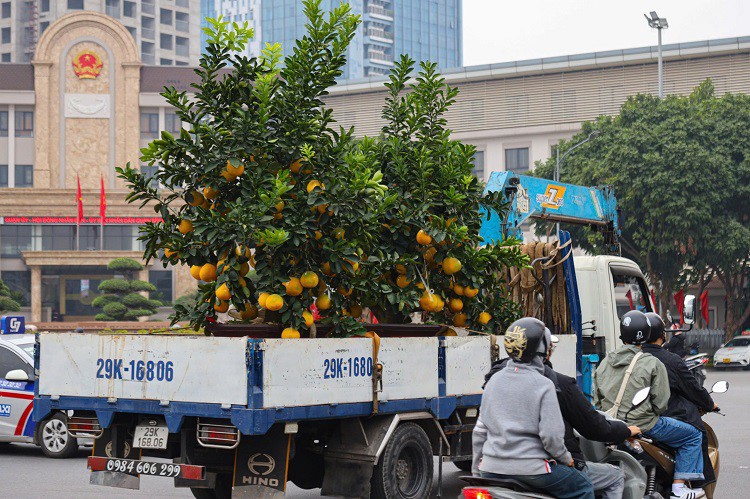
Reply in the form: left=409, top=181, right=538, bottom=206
left=453, top=459, right=472, bottom=472
left=371, top=423, right=433, bottom=499
left=37, top=413, right=78, bottom=458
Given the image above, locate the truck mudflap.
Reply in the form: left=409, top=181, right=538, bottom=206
left=231, top=424, right=292, bottom=498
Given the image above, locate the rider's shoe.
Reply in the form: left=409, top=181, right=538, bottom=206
left=670, top=486, right=706, bottom=499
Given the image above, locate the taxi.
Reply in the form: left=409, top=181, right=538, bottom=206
left=0, top=332, right=81, bottom=457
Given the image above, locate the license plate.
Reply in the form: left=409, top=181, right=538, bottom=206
left=723, top=358, right=731, bottom=364
left=88, top=456, right=204, bottom=480
left=133, top=424, right=168, bottom=449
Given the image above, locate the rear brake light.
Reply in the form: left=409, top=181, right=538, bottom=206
left=701, top=358, right=708, bottom=365
left=196, top=421, right=240, bottom=449
left=463, top=488, right=492, bottom=499
left=68, top=416, right=103, bottom=438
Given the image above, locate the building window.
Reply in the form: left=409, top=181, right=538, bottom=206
left=175, top=12, right=189, bottom=32
left=505, top=147, right=530, bottom=173
left=149, top=270, right=173, bottom=303
left=41, top=0, right=50, bottom=12
left=1, top=27, right=10, bottom=44
left=0, top=111, right=6, bottom=136
left=175, top=60, right=188, bottom=66
left=176, top=0, right=189, bottom=8
left=159, top=58, right=172, bottom=65
left=140, top=111, right=158, bottom=139
left=141, top=164, right=159, bottom=189
left=141, top=16, right=155, bottom=40
left=1, top=3, right=10, bottom=19
left=67, top=0, right=84, bottom=10
left=1, top=53, right=9, bottom=62
left=165, top=111, right=181, bottom=134
left=160, top=33, right=173, bottom=50
left=142, top=0, right=154, bottom=16
left=1, top=225, right=33, bottom=257
left=160, top=8, right=173, bottom=26
left=104, top=225, right=133, bottom=251
left=79, top=225, right=101, bottom=251
left=141, top=41, right=155, bottom=65
left=40, top=22, right=49, bottom=35
left=105, top=0, right=120, bottom=19
left=15, top=165, right=33, bottom=187
left=175, top=37, right=189, bottom=57
left=0, top=164, right=7, bottom=187
left=15, top=111, right=33, bottom=137
left=42, top=226, right=76, bottom=251
left=471, top=150, right=485, bottom=180
left=123, top=1, right=135, bottom=18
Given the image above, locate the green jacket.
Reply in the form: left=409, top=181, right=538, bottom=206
left=594, top=344, right=670, bottom=432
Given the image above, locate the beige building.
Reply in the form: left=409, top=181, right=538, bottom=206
left=324, top=36, right=750, bottom=182
left=0, top=0, right=200, bottom=65
left=0, top=11, right=197, bottom=322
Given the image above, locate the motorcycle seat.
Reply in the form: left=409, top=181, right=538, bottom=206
left=461, top=475, right=556, bottom=497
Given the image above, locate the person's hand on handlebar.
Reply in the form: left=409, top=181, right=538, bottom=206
left=628, top=425, right=642, bottom=437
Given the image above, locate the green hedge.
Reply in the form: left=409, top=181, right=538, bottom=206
left=130, top=280, right=157, bottom=292
left=103, top=302, right=128, bottom=319
left=122, top=293, right=151, bottom=308
left=99, top=279, right=130, bottom=294
left=108, top=258, right=144, bottom=272
left=92, top=294, right=120, bottom=308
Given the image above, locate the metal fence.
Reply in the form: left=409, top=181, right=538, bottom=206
left=667, top=329, right=726, bottom=356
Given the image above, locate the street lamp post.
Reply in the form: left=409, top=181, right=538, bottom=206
left=553, top=131, right=600, bottom=236
left=645, top=11, right=669, bottom=99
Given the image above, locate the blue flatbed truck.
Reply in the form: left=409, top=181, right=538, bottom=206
left=34, top=172, right=660, bottom=498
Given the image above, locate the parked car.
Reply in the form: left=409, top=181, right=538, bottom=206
left=0, top=333, right=88, bottom=457
left=713, top=337, right=750, bottom=370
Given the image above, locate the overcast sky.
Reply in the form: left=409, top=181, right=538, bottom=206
left=462, top=0, right=750, bottom=66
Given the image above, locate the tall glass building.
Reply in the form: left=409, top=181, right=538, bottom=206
left=203, top=0, right=462, bottom=80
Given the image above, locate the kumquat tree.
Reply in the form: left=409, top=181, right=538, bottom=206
left=119, top=0, right=527, bottom=337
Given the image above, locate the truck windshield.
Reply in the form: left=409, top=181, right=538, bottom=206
left=611, top=270, right=653, bottom=318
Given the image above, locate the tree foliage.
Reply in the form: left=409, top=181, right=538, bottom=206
left=535, top=80, right=750, bottom=337
left=94, top=258, right=161, bottom=321
left=118, top=1, right=524, bottom=335
left=0, top=279, right=21, bottom=313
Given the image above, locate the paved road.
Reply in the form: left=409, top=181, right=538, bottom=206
left=1, top=370, right=746, bottom=498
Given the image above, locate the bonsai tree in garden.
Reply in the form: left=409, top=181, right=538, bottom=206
left=118, top=2, right=525, bottom=337
left=93, top=258, right=162, bottom=321
left=0, top=278, right=21, bottom=314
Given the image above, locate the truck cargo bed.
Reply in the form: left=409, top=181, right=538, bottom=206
left=34, top=332, right=492, bottom=435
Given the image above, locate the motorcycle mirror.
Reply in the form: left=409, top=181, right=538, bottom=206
left=632, top=387, right=651, bottom=407
left=683, top=295, right=696, bottom=325
left=711, top=380, right=729, bottom=394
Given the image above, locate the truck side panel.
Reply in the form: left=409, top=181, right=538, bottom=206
left=262, top=337, right=439, bottom=407
left=443, top=336, right=492, bottom=396
left=38, top=333, right=248, bottom=406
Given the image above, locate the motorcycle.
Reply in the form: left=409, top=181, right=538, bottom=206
left=684, top=353, right=709, bottom=387
left=459, top=381, right=728, bottom=499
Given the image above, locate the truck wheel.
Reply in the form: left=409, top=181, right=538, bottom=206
left=453, top=459, right=472, bottom=472
left=37, top=413, right=78, bottom=458
left=190, top=473, right=232, bottom=499
left=371, top=423, right=433, bottom=499
left=289, top=449, right=325, bottom=489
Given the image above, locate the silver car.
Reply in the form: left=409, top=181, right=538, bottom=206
left=713, top=336, right=750, bottom=370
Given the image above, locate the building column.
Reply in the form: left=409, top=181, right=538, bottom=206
left=138, top=268, right=150, bottom=298
left=31, top=266, right=42, bottom=323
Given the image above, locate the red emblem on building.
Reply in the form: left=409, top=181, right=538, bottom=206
left=72, top=50, right=103, bottom=79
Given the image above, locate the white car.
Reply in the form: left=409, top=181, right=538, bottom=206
left=713, top=336, right=750, bottom=370
left=0, top=333, right=85, bottom=457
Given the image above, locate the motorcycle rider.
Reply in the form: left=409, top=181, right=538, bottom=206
left=485, top=329, right=640, bottom=498
left=642, top=312, right=718, bottom=489
left=594, top=310, right=706, bottom=499
left=473, top=317, right=594, bottom=498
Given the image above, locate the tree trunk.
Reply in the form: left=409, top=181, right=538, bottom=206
left=723, top=289, right=750, bottom=341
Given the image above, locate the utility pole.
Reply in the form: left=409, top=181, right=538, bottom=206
left=645, top=11, right=669, bottom=98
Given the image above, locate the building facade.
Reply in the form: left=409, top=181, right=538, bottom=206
left=204, top=0, right=462, bottom=80
left=321, top=36, right=750, bottom=329
left=0, top=0, right=200, bottom=65
left=0, top=11, right=198, bottom=323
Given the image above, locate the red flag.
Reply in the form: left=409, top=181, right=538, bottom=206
left=650, top=289, right=656, bottom=308
left=700, top=290, right=710, bottom=326
left=625, top=289, right=634, bottom=310
left=100, top=175, right=107, bottom=223
left=674, top=290, right=685, bottom=324
left=76, top=175, right=84, bottom=225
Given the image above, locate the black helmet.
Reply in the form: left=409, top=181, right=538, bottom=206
left=504, top=317, right=550, bottom=363
left=645, top=312, right=666, bottom=342
left=620, top=310, right=651, bottom=345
